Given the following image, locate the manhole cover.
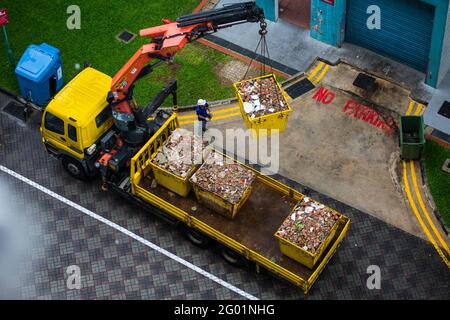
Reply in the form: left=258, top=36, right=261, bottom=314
left=438, top=101, right=450, bottom=119
left=116, top=30, right=136, bottom=44
left=2, top=101, right=28, bottom=121
left=353, top=73, right=377, bottom=91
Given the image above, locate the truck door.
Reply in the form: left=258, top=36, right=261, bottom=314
left=66, top=123, right=84, bottom=157
left=42, top=111, right=77, bottom=158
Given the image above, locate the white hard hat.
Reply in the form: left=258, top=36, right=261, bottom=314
left=197, top=99, right=206, bottom=106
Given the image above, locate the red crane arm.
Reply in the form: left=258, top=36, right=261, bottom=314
left=110, top=21, right=203, bottom=105
left=108, top=1, right=265, bottom=114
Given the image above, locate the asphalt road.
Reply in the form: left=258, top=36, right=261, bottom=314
left=0, top=102, right=449, bottom=300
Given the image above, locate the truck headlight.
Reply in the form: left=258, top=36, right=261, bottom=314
left=86, top=144, right=97, bottom=155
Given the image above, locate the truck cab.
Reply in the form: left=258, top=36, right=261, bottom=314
left=40, top=67, right=113, bottom=179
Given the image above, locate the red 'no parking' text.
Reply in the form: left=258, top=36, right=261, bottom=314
left=312, top=87, right=393, bottom=135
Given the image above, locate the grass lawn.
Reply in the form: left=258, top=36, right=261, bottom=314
left=0, top=0, right=236, bottom=106
left=424, top=141, right=450, bottom=227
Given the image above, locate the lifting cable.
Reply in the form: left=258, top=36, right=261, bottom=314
left=243, top=21, right=273, bottom=80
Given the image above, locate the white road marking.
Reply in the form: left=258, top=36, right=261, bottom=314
left=0, top=165, right=258, bottom=300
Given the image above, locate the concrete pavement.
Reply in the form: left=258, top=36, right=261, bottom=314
left=213, top=0, right=434, bottom=102
left=1, top=89, right=449, bottom=299
left=180, top=60, right=436, bottom=242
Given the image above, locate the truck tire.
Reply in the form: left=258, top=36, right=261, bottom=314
left=62, top=157, right=87, bottom=181
left=184, top=228, right=210, bottom=249
left=220, top=247, right=247, bottom=268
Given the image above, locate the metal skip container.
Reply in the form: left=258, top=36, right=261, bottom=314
left=150, top=128, right=204, bottom=197
left=275, top=197, right=342, bottom=269
left=190, top=151, right=256, bottom=219
left=234, top=74, right=292, bottom=137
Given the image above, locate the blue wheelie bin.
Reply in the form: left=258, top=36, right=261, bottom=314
left=15, top=43, right=64, bottom=106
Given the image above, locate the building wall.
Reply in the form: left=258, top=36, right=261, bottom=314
left=263, top=0, right=449, bottom=87
left=422, top=0, right=449, bottom=87
left=438, top=3, right=450, bottom=86
left=310, top=0, right=346, bottom=47
left=309, top=0, right=449, bottom=88
left=256, top=0, right=279, bottom=21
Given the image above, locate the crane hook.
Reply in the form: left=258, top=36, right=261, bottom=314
left=259, top=21, right=268, bottom=36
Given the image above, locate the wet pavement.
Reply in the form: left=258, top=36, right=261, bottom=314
left=0, top=98, right=449, bottom=299
left=213, top=0, right=434, bottom=102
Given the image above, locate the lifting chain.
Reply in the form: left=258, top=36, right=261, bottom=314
left=243, top=20, right=273, bottom=80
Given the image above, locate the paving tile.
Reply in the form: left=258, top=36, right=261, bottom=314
left=0, top=108, right=449, bottom=300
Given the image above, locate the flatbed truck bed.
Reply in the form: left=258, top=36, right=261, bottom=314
left=105, top=113, right=350, bottom=294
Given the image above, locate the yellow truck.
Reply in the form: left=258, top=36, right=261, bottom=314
left=40, top=68, right=113, bottom=180
left=40, top=67, right=350, bottom=294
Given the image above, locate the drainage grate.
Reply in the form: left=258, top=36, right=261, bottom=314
left=353, top=73, right=377, bottom=91
left=116, top=30, right=136, bottom=44
left=2, top=101, right=28, bottom=121
left=438, top=101, right=450, bottom=119
left=285, top=78, right=315, bottom=99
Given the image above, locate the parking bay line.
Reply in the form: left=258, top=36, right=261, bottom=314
left=179, top=112, right=242, bottom=126
left=313, top=64, right=330, bottom=85
left=406, top=101, right=424, bottom=116
left=0, top=165, right=259, bottom=300
left=402, top=162, right=450, bottom=268
left=409, top=161, right=450, bottom=255
left=406, top=100, right=415, bottom=115
left=178, top=106, right=240, bottom=120
left=414, top=103, right=423, bottom=116
left=307, top=61, right=324, bottom=82
left=403, top=101, right=449, bottom=262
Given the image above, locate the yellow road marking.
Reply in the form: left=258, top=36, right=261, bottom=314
left=409, top=160, right=450, bottom=255
left=406, top=101, right=425, bottom=116
left=406, top=100, right=415, bottom=115
left=402, top=161, right=450, bottom=268
left=179, top=112, right=241, bottom=126
left=414, top=103, right=423, bottom=115
left=313, top=64, right=330, bottom=85
left=308, top=61, right=324, bottom=81
left=178, top=106, right=240, bottom=120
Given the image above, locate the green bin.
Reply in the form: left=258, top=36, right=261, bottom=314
left=399, top=116, right=425, bottom=160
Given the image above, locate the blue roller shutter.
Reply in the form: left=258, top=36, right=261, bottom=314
left=256, top=0, right=278, bottom=21
left=346, top=0, right=434, bottom=72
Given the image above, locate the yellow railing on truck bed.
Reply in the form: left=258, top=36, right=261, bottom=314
left=129, top=113, right=350, bottom=294
left=130, top=113, right=179, bottom=194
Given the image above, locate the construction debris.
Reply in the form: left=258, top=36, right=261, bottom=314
left=236, top=76, right=289, bottom=118
left=151, top=128, right=205, bottom=178
left=190, top=151, right=256, bottom=204
left=277, top=197, right=339, bottom=254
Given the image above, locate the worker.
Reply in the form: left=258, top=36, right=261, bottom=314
left=196, top=99, right=212, bottom=132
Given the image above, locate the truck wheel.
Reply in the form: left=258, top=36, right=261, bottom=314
left=62, top=157, right=87, bottom=180
left=220, top=247, right=246, bottom=268
left=184, top=228, right=210, bottom=248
